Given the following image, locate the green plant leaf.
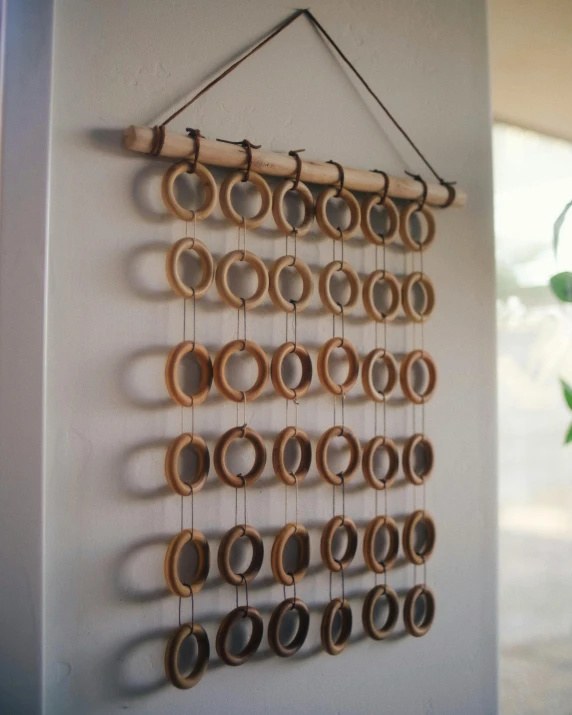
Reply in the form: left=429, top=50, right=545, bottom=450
left=561, top=380, right=572, bottom=410
left=550, top=272, right=572, bottom=302
left=553, top=198, right=572, bottom=258
left=565, top=423, right=572, bottom=445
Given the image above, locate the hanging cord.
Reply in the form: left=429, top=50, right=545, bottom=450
left=288, top=149, right=305, bottom=191
left=217, top=138, right=261, bottom=181
left=155, top=8, right=456, bottom=191
left=185, top=128, right=203, bottom=173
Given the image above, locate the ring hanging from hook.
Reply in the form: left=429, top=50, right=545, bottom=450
left=164, top=622, right=210, bottom=689
left=439, top=180, right=457, bottom=208
left=162, top=160, right=218, bottom=222
left=405, top=171, right=428, bottom=211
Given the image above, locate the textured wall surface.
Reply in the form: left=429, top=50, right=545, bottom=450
left=44, top=1, right=497, bottom=713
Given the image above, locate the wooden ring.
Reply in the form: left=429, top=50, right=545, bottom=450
left=321, top=598, right=352, bottom=655
left=399, top=202, right=436, bottom=252
left=272, top=179, right=314, bottom=237
left=268, top=255, right=313, bottom=313
left=164, top=623, right=210, bottom=689
left=271, top=523, right=310, bottom=585
left=362, top=436, right=399, bottom=490
left=318, top=261, right=360, bottom=316
left=317, top=337, right=359, bottom=396
left=164, top=529, right=210, bottom=597
left=214, top=426, right=266, bottom=488
left=362, top=270, right=401, bottom=323
left=404, top=584, right=436, bottom=637
left=320, top=515, right=358, bottom=572
left=363, top=515, right=399, bottom=573
left=165, top=237, right=214, bottom=299
left=362, top=585, right=400, bottom=640
left=213, top=339, right=269, bottom=402
left=165, top=341, right=213, bottom=407
left=316, top=426, right=361, bottom=486
left=272, top=426, right=312, bottom=486
left=403, top=510, right=436, bottom=565
left=216, top=606, right=264, bottom=666
left=362, top=348, right=399, bottom=402
left=271, top=342, right=312, bottom=400
left=161, top=161, right=218, bottom=222
left=400, top=349, right=438, bottom=404
left=219, top=170, right=272, bottom=229
left=402, top=433, right=434, bottom=485
left=360, top=194, right=399, bottom=246
left=165, top=433, right=209, bottom=496
left=215, top=250, right=269, bottom=310
left=267, top=598, right=310, bottom=657
left=402, top=272, right=435, bottom=322
left=315, top=186, right=361, bottom=240
left=217, top=524, right=264, bottom=586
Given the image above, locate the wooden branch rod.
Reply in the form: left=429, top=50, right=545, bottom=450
left=123, top=125, right=466, bottom=208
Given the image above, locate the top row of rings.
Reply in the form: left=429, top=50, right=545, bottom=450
left=161, top=160, right=436, bottom=251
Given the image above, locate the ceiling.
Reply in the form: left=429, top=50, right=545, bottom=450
left=489, top=0, right=572, bottom=142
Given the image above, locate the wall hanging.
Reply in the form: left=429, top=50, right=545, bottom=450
left=122, top=7, right=466, bottom=690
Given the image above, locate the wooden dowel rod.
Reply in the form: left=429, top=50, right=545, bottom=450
left=123, top=125, right=466, bottom=208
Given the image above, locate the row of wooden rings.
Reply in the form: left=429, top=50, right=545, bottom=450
left=162, top=160, right=436, bottom=250
left=166, top=582, right=434, bottom=688
left=166, top=340, right=437, bottom=407
left=165, top=509, right=435, bottom=597
left=164, top=511, right=435, bottom=688
left=166, top=427, right=433, bottom=494
left=167, top=237, right=435, bottom=323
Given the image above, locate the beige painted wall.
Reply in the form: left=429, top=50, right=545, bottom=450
left=490, top=0, right=572, bottom=141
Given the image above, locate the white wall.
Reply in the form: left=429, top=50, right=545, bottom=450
left=43, top=1, right=497, bottom=714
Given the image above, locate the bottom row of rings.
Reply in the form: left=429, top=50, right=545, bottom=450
left=166, top=583, right=435, bottom=689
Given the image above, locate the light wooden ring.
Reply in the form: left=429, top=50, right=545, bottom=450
left=362, top=348, right=399, bottom=402
left=213, top=339, right=269, bottom=402
left=272, top=179, right=315, bottom=237
left=166, top=237, right=214, bottom=299
left=361, top=194, right=399, bottom=246
left=271, top=523, right=310, bottom=585
left=316, top=426, right=361, bottom=486
left=403, top=433, right=434, bottom=485
left=161, top=160, right=218, bottom=222
left=320, top=515, right=358, bottom=572
left=272, top=426, right=312, bottom=486
left=164, top=623, right=210, bottom=689
left=268, top=255, right=314, bottom=313
left=315, top=186, right=361, bottom=240
left=402, top=272, right=435, bottom=322
left=318, top=261, right=360, bottom=316
left=400, top=349, right=438, bottom=404
left=165, top=341, right=213, bottom=407
left=403, top=510, right=436, bottom=565
left=271, top=342, right=312, bottom=400
left=219, top=170, right=272, bottom=229
left=399, top=202, right=436, bottom=252
left=165, top=433, right=209, bottom=496
left=268, top=598, right=310, bottom=657
left=363, top=515, right=399, bottom=573
left=164, top=529, right=210, bottom=597
left=216, top=606, right=264, bottom=666
left=404, top=584, right=436, bottom=637
left=362, top=436, right=399, bottom=490
left=217, top=524, right=264, bottom=586
left=362, top=585, right=400, bottom=641
left=321, top=598, right=352, bottom=655
left=214, top=426, right=266, bottom=488
left=215, top=249, right=269, bottom=310
left=317, top=337, right=359, bottom=396
left=362, top=270, right=401, bottom=323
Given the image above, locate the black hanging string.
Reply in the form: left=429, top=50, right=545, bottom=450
left=156, top=8, right=456, bottom=189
